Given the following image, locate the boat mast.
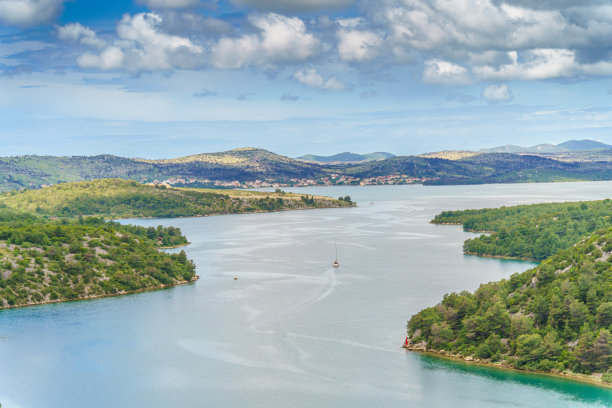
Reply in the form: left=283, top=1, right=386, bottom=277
left=334, top=238, right=338, bottom=263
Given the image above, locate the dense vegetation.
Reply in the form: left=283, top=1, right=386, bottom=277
left=0, top=216, right=196, bottom=308
left=432, top=200, right=612, bottom=260
left=4, top=147, right=612, bottom=190
left=0, top=179, right=354, bottom=219
left=407, top=226, right=612, bottom=382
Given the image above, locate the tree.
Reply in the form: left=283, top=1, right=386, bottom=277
left=516, top=334, right=543, bottom=366
left=596, top=302, right=612, bottom=328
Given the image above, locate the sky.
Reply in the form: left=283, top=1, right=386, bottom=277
left=3, top=1, right=612, bottom=158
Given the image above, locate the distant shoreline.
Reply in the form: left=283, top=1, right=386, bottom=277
left=404, top=346, right=612, bottom=389
left=112, top=202, right=356, bottom=222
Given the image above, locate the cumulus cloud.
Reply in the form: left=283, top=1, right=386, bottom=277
left=294, top=67, right=345, bottom=90
left=250, top=13, right=319, bottom=62
left=57, top=23, right=106, bottom=48
left=76, top=12, right=204, bottom=71
left=210, top=35, right=259, bottom=69
left=136, top=0, right=200, bottom=9
left=337, top=26, right=384, bottom=62
left=40, top=0, right=612, bottom=87
left=473, top=49, right=576, bottom=81
left=210, top=13, right=318, bottom=68
left=423, top=60, right=472, bottom=85
left=482, top=84, right=513, bottom=103
left=0, top=0, right=68, bottom=26
left=77, top=46, right=125, bottom=70
left=367, top=0, right=612, bottom=83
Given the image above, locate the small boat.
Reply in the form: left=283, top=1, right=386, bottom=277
left=333, top=239, right=339, bottom=267
left=233, top=276, right=238, bottom=280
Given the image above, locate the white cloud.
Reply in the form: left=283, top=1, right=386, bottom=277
left=294, top=67, right=345, bottom=90
left=365, top=0, right=612, bottom=84
left=482, top=84, right=512, bottom=103
left=337, top=27, right=383, bottom=62
left=66, top=12, right=317, bottom=72
left=209, top=13, right=318, bottom=69
left=473, top=49, right=576, bottom=81
left=0, top=0, right=68, bottom=26
left=136, top=0, right=200, bottom=9
left=210, top=35, right=259, bottom=69
left=75, top=13, right=204, bottom=71
left=77, top=47, right=124, bottom=70
left=249, top=13, right=319, bottom=62
left=423, top=59, right=472, bottom=85
left=57, top=23, right=106, bottom=48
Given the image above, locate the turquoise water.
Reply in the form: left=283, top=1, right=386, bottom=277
left=1, top=182, right=612, bottom=407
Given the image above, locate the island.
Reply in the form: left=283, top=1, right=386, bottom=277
left=0, top=179, right=354, bottom=309
left=407, top=200, right=612, bottom=386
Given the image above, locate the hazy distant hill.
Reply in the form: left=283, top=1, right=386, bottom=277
left=4, top=146, right=612, bottom=190
left=0, top=148, right=333, bottom=190
left=481, top=139, right=612, bottom=154
left=558, top=139, right=612, bottom=150
left=344, top=152, right=612, bottom=184
left=297, top=151, right=395, bottom=163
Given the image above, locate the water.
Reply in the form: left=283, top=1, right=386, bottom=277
left=2, top=182, right=612, bottom=407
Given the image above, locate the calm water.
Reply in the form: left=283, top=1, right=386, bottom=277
left=2, top=182, right=612, bottom=407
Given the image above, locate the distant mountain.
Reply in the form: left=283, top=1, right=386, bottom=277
left=558, top=139, right=612, bottom=150
left=4, top=146, right=612, bottom=191
left=482, top=139, right=612, bottom=154
left=297, top=151, right=395, bottom=163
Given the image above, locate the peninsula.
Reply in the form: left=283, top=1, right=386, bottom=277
left=407, top=201, right=612, bottom=386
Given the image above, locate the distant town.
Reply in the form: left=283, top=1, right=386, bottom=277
left=147, top=173, right=432, bottom=189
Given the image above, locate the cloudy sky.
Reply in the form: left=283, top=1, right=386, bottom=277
left=3, top=0, right=612, bottom=158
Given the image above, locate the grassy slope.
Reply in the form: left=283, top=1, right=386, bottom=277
left=0, top=179, right=353, bottom=219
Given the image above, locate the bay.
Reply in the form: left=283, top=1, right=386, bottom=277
left=1, top=182, right=612, bottom=407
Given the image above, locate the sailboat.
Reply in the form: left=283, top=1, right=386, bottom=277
left=333, top=239, right=340, bottom=267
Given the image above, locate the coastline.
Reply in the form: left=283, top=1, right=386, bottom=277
left=403, top=346, right=612, bottom=389
left=110, top=201, right=356, bottom=221
left=463, top=251, right=539, bottom=262
left=0, top=275, right=200, bottom=311
left=158, top=242, right=190, bottom=249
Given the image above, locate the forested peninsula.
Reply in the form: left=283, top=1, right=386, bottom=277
left=408, top=201, right=612, bottom=385
left=432, top=199, right=612, bottom=260
left=0, top=179, right=353, bottom=308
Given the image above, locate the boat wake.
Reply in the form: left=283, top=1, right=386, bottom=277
left=287, top=267, right=337, bottom=317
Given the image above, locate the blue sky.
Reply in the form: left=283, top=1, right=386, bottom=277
left=3, top=0, right=612, bottom=158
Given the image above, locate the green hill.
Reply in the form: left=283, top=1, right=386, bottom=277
left=407, top=204, right=612, bottom=385
left=0, top=218, right=196, bottom=308
left=432, top=199, right=612, bottom=260
left=0, top=179, right=353, bottom=219
left=142, top=147, right=330, bottom=180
